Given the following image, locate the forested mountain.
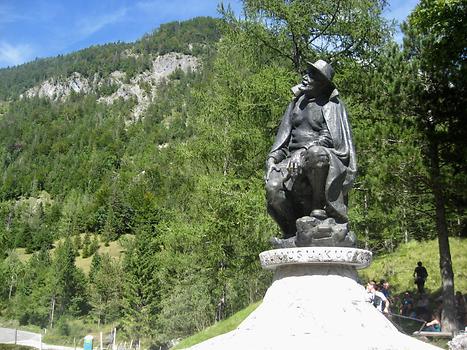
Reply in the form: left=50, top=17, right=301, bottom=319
left=0, top=0, right=465, bottom=347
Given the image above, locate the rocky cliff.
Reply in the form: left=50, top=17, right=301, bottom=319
left=21, top=52, right=199, bottom=123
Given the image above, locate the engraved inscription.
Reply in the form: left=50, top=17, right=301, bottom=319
left=259, top=247, right=372, bottom=270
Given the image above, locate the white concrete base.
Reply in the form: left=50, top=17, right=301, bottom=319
left=187, top=261, right=442, bottom=350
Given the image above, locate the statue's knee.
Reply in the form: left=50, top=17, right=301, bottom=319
left=265, top=179, right=283, bottom=197
left=304, top=146, right=329, bottom=168
left=307, top=145, right=327, bottom=158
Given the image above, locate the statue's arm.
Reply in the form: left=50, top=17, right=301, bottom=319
left=268, top=148, right=288, bottom=163
left=265, top=101, right=295, bottom=182
left=265, top=157, right=281, bottom=183
left=318, top=123, right=334, bottom=148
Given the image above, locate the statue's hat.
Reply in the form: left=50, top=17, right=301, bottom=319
left=306, top=59, right=335, bottom=86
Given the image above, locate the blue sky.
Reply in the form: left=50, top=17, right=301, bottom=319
left=0, top=0, right=419, bottom=69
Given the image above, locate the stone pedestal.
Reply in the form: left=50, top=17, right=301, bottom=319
left=187, top=248, right=442, bottom=350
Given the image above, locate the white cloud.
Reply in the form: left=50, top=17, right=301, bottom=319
left=0, top=41, right=34, bottom=67
left=77, top=7, right=128, bottom=37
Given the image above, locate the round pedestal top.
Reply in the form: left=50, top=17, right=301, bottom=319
left=259, top=247, right=372, bottom=270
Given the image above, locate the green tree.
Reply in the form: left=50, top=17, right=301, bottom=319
left=121, top=231, right=161, bottom=344
left=235, top=0, right=391, bottom=72
left=400, top=0, right=467, bottom=332
left=49, top=237, right=87, bottom=326
left=88, top=253, right=123, bottom=327
left=82, top=232, right=91, bottom=258
left=1, top=251, right=24, bottom=301
left=89, top=251, right=102, bottom=282
left=13, top=248, right=51, bottom=327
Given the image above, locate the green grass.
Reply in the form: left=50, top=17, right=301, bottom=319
left=0, top=345, right=34, bottom=350
left=75, top=238, right=125, bottom=274
left=359, top=237, right=467, bottom=295
left=15, top=234, right=127, bottom=274
left=40, top=318, right=118, bottom=348
left=172, top=302, right=261, bottom=350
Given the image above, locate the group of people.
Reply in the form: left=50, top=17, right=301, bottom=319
left=401, top=290, right=467, bottom=332
left=365, top=279, right=391, bottom=314
left=365, top=279, right=443, bottom=332
left=365, top=261, right=467, bottom=333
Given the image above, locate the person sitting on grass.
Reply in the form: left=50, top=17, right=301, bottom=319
left=423, top=312, right=441, bottom=332
left=400, top=291, right=415, bottom=317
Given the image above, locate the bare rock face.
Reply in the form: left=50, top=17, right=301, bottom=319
left=22, top=72, right=93, bottom=100
left=21, top=52, right=199, bottom=123
left=98, top=52, right=198, bottom=124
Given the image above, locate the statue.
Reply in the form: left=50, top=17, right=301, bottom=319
left=265, top=59, right=357, bottom=247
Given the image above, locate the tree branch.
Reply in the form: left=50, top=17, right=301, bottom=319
left=246, top=22, right=295, bottom=66
left=308, top=0, right=341, bottom=44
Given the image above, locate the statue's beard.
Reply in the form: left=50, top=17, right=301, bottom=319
left=291, top=83, right=322, bottom=98
left=292, top=82, right=332, bottom=99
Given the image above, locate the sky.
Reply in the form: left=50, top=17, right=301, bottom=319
left=0, top=0, right=419, bottom=69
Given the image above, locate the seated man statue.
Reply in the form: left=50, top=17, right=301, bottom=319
left=265, top=59, right=357, bottom=247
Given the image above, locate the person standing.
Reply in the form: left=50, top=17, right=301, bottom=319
left=413, top=261, right=428, bottom=294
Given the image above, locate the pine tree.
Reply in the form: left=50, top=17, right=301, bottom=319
left=49, top=237, right=87, bottom=325
left=121, top=230, right=160, bottom=344
left=88, top=253, right=123, bottom=327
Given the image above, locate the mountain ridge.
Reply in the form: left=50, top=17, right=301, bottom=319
left=20, top=52, right=199, bottom=123
left=0, top=16, right=221, bottom=101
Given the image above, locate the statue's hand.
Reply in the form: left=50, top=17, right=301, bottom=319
left=287, top=151, right=304, bottom=176
left=265, top=158, right=280, bottom=183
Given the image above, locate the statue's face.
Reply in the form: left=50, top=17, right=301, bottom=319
left=301, top=69, right=328, bottom=97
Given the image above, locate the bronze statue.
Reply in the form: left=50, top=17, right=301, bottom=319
left=265, top=60, right=357, bottom=247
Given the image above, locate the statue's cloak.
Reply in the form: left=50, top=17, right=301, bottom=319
left=268, top=89, right=357, bottom=222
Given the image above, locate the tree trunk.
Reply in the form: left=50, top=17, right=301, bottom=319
left=50, top=295, right=56, bottom=328
left=8, top=277, right=13, bottom=300
left=428, top=137, right=457, bottom=333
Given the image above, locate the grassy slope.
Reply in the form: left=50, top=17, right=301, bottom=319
left=75, top=238, right=125, bottom=274
left=173, top=302, right=261, bottom=350
left=16, top=234, right=127, bottom=274
left=173, top=238, right=466, bottom=349
left=359, top=237, right=467, bottom=295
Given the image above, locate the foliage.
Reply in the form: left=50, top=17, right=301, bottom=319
left=135, top=17, right=222, bottom=56
left=120, top=221, right=161, bottom=342
left=398, top=0, right=467, bottom=331
left=88, top=253, right=123, bottom=325
left=237, top=0, right=392, bottom=72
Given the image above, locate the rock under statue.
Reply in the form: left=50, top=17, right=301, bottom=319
left=265, top=59, right=357, bottom=247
